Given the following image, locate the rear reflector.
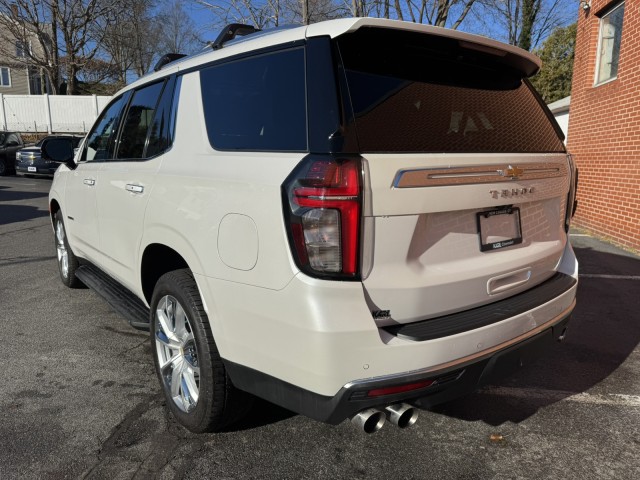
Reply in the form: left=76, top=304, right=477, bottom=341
left=367, top=380, right=435, bottom=398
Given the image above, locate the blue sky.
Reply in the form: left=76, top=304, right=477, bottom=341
left=181, top=1, right=579, bottom=52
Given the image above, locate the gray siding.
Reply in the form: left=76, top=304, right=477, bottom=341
left=0, top=66, right=29, bottom=94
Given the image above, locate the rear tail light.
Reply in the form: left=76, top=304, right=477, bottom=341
left=282, top=155, right=362, bottom=280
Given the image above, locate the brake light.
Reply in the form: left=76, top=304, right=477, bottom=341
left=283, top=155, right=362, bottom=279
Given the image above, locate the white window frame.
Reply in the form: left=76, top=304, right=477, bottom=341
left=594, top=1, right=625, bottom=87
left=0, top=67, right=11, bottom=87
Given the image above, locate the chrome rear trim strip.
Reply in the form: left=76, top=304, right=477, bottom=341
left=393, top=162, right=567, bottom=188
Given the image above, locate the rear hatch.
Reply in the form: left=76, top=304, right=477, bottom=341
left=334, top=27, right=571, bottom=326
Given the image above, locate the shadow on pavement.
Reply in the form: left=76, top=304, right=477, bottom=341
left=225, top=398, right=296, bottom=432
left=0, top=204, right=49, bottom=225
left=432, top=244, right=640, bottom=426
left=0, top=189, right=49, bottom=203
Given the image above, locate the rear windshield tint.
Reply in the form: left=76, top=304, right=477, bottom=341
left=336, top=28, right=565, bottom=154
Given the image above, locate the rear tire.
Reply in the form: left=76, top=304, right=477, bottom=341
left=54, top=210, right=82, bottom=288
left=150, top=269, right=252, bottom=433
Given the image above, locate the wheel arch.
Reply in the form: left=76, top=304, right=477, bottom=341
left=140, top=243, right=192, bottom=305
left=49, top=198, right=61, bottom=222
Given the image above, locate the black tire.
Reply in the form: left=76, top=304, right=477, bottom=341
left=0, top=158, right=7, bottom=176
left=150, top=269, right=252, bottom=433
left=54, top=210, right=83, bottom=288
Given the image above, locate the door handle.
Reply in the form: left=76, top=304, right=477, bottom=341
left=83, top=178, right=95, bottom=186
left=125, top=184, right=144, bottom=194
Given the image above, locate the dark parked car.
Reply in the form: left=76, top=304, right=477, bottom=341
left=0, top=131, right=25, bottom=176
left=16, top=135, right=84, bottom=176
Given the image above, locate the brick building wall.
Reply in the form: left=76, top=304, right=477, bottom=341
left=567, top=0, right=640, bottom=251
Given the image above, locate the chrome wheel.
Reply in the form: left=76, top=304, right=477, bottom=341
left=155, top=295, right=200, bottom=413
left=55, top=219, right=69, bottom=279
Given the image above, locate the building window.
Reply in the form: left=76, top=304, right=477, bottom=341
left=28, top=67, right=44, bottom=94
left=596, top=2, right=625, bottom=85
left=16, top=41, right=27, bottom=58
left=0, top=67, right=11, bottom=87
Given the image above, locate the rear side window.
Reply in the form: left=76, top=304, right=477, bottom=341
left=336, top=28, right=565, bottom=154
left=200, top=48, right=307, bottom=152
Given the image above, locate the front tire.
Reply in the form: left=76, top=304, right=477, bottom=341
left=54, top=210, right=82, bottom=288
left=150, top=269, right=252, bottom=433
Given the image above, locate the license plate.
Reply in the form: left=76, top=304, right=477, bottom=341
left=477, top=207, right=523, bottom=252
left=28, top=166, right=37, bottom=172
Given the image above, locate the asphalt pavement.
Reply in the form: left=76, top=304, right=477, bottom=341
left=0, top=175, right=639, bottom=479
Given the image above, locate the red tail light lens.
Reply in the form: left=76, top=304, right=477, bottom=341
left=283, top=155, right=362, bottom=279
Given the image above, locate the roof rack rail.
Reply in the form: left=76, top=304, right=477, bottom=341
left=210, top=23, right=261, bottom=50
left=153, top=53, right=187, bottom=72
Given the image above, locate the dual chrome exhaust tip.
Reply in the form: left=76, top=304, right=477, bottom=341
left=350, top=403, right=419, bottom=434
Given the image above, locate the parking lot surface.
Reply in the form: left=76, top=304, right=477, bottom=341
left=1, top=175, right=639, bottom=479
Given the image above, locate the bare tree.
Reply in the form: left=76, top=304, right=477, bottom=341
left=100, top=11, right=133, bottom=86
left=341, top=0, right=477, bottom=28
left=157, top=0, right=203, bottom=54
left=64, top=55, right=120, bottom=93
left=55, top=0, right=119, bottom=94
left=99, top=0, right=161, bottom=84
left=286, top=0, right=345, bottom=24
left=195, top=0, right=278, bottom=29
left=481, top=0, right=574, bottom=50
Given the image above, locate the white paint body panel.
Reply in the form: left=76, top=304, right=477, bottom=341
left=360, top=153, right=570, bottom=324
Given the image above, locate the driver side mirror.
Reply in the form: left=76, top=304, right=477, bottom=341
left=41, top=138, right=76, bottom=168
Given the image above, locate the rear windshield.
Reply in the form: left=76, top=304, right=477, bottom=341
left=336, top=28, right=565, bottom=154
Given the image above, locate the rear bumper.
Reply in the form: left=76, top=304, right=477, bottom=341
left=224, top=308, right=572, bottom=424
left=199, top=240, right=578, bottom=421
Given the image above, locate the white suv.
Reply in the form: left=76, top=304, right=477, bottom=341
left=47, top=18, right=578, bottom=434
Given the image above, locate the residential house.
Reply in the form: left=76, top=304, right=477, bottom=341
left=0, top=14, right=51, bottom=95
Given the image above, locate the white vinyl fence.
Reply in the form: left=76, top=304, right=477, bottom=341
left=0, top=94, right=112, bottom=134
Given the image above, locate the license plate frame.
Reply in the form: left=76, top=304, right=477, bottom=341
left=477, top=207, right=523, bottom=252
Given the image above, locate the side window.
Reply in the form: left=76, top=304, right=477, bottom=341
left=6, top=133, right=19, bottom=145
left=168, top=75, right=182, bottom=144
left=145, top=76, right=176, bottom=158
left=595, top=2, right=625, bottom=85
left=116, top=80, right=165, bottom=160
left=84, top=95, right=127, bottom=162
left=200, top=48, right=307, bottom=151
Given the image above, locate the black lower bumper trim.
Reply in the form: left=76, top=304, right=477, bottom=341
left=224, top=311, right=572, bottom=425
left=382, top=272, right=576, bottom=341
